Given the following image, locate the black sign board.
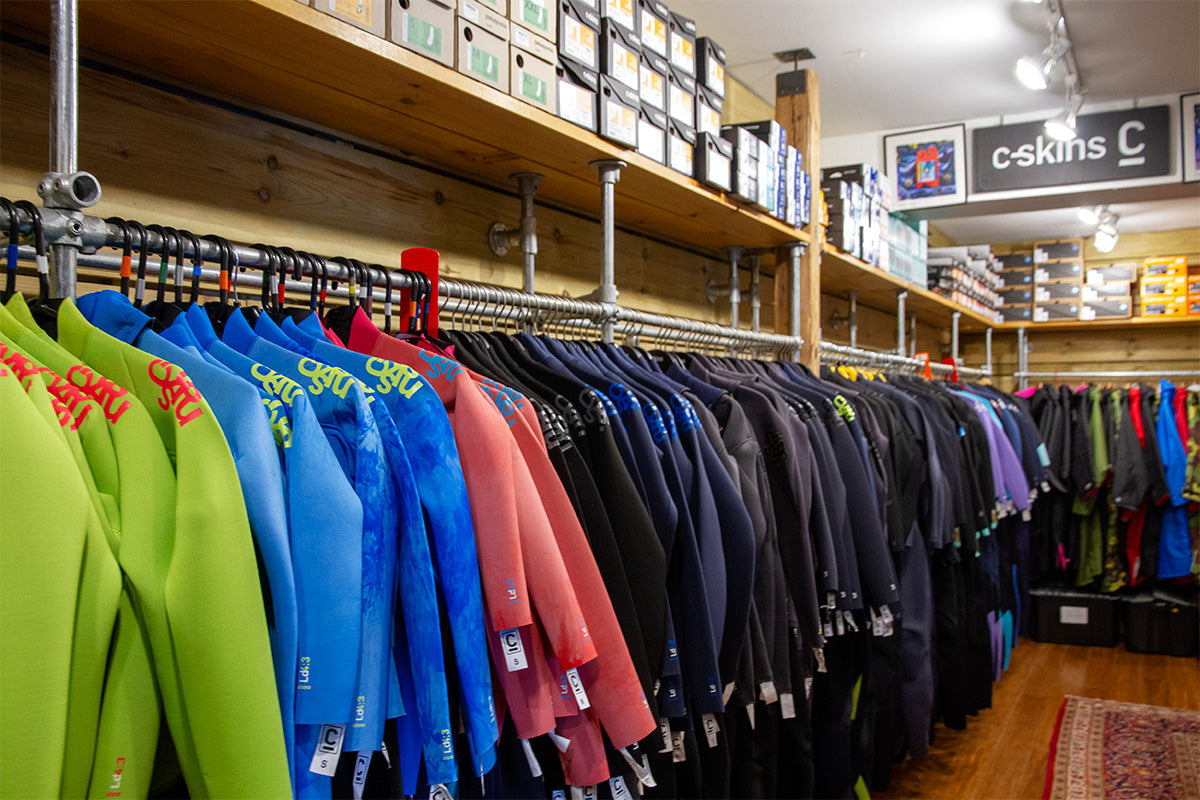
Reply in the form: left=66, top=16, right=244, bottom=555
left=972, top=105, right=1170, bottom=193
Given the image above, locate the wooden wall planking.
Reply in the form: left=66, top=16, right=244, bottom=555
left=821, top=291, right=948, bottom=356
left=721, top=75, right=776, bottom=127
left=0, top=42, right=742, bottom=327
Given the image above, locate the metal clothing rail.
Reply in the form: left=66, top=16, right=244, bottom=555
left=1015, top=370, right=1200, bottom=380
left=819, top=340, right=992, bottom=380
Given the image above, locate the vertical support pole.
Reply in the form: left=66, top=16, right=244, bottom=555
left=590, top=159, right=625, bottom=344
left=985, top=326, right=994, bottom=375
left=951, top=311, right=961, bottom=366
left=909, top=313, right=917, bottom=358
left=749, top=254, right=761, bottom=333
left=775, top=68, right=820, bottom=368
left=1018, top=326, right=1029, bottom=390
left=848, top=289, right=858, bottom=349
left=49, top=0, right=78, bottom=299
left=515, top=172, right=543, bottom=294
left=896, top=290, right=908, bottom=355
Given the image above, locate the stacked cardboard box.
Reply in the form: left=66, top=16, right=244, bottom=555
left=1079, top=261, right=1134, bottom=320
left=927, top=245, right=1003, bottom=320
left=1033, top=239, right=1084, bottom=322
left=1140, top=256, right=1189, bottom=317
left=822, top=164, right=886, bottom=267
left=996, top=251, right=1033, bottom=323
left=884, top=214, right=928, bottom=288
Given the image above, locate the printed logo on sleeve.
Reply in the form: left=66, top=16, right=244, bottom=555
left=148, top=359, right=205, bottom=427
left=365, top=358, right=424, bottom=399
left=418, top=350, right=465, bottom=384
left=251, top=363, right=303, bottom=407
left=297, top=358, right=357, bottom=400
left=67, top=364, right=132, bottom=423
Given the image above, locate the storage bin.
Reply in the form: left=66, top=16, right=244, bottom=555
left=1030, top=587, right=1120, bottom=647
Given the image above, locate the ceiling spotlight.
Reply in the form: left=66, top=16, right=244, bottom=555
left=1045, top=88, right=1084, bottom=141
left=1016, top=39, right=1069, bottom=90
left=1077, top=206, right=1100, bottom=226
left=1091, top=207, right=1120, bottom=253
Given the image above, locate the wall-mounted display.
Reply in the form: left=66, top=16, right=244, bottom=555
left=883, top=123, right=967, bottom=211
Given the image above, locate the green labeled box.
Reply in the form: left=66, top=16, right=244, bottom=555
left=390, top=0, right=455, bottom=66
left=457, top=19, right=509, bottom=90
left=510, top=0, right=557, bottom=43
left=510, top=44, right=556, bottom=112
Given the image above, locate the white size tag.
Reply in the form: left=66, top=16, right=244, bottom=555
left=880, top=607, right=895, bottom=637
left=566, top=668, right=591, bottom=710
left=553, top=791, right=566, bottom=800
left=746, top=702, right=756, bottom=730
left=814, top=647, right=827, bottom=674
left=759, top=681, right=778, bottom=704
left=548, top=729, right=572, bottom=753
left=500, top=628, right=528, bottom=671
left=870, top=608, right=883, bottom=637
left=380, top=740, right=391, bottom=768
left=352, top=752, right=371, bottom=800
left=309, top=723, right=345, bottom=775
left=618, top=747, right=657, bottom=788
left=823, top=621, right=835, bottom=639
left=430, top=785, right=453, bottom=800
left=701, top=713, right=719, bottom=748
left=671, top=731, right=686, bottom=763
left=658, top=718, right=673, bottom=753
left=1022, top=508, right=1032, bottom=522
left=835, top=611, right=845, bottom=637
left=610, top=776, right=631, bottom=800
left=582, top=784, right=597, bottom=800
left=521, top=738, right=542, bottom=778
left=722, top=681, right=735, bottom=705
left=843, top=610, right=858, bottom=633
left=783, top=690, right=799, bottom=719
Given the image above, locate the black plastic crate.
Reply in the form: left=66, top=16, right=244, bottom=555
left=1030, top=587, right=1120, bottom=647
left=1124, top=591, right=1199, bottom=657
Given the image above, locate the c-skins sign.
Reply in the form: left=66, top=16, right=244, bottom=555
left=972, top=105, right=1170, bottom=193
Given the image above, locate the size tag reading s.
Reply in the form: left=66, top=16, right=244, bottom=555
left=701, top=712, right=719, bottom=748
left=610, top=776, right=631, bottom=800
left=566, top=667, right=591, bottom=710
left=309, top=724, right=345, bottom=776
left=500, top=628, right=528, bottom=671
left=671, top=731, right=686, bottom=763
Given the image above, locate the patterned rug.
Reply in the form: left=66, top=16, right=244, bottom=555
left=1045, top=695, right=1200, bottom=799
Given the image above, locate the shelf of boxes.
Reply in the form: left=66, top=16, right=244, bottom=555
left=0, top=0, right=812, bottom=254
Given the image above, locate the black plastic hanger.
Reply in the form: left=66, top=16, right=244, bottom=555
left=375, top=264, right=395, bottom=334
left=181, top=229, right=204, bottom=306
left=105, top=217, right=134, bottom=298
left=128, top=221, right=150, bottom=308
left=13, top=201, right=61, bottom=335
left=203, top=236, right=240, bottom=335
left=2, top=199, right=19, bottom=303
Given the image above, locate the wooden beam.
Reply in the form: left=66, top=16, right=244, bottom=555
left=774, top=69, right=821, bottom=368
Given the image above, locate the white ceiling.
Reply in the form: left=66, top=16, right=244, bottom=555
left=666, top=0, right=1200, bottom=244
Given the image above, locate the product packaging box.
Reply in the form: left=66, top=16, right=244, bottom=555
left=1033, top=239, right=1083, bottom=262
left=1142, top=295, right=1188, bottom=316
left=510, top=0, right=555, bottom=43
left=556, top=58, right=598, bottom=131
left=999, top=305, right=1033, bottom=323
left=600, top=18, right=640, bottom=92
left=665, top=65, right=695, bottom=134
left=510, top=44, right=556, bottom=112
left=1189, top=294, right=1200, bottom=316
left=1035, top=282, right=1081, bottom=302
left=601, top=0, right=638, bottom=35
left=1080, top=281, right=1131, bottom=301
left=731, top=168, right=756, bottom=204
left=667, top=10, right=695, bottom=75
left=999, top=287, right=1034, bottom=305
left=995, top=251, right=1033, bottom=270
left=694, top=83, right=722, bottom=138
left=667, top=119, right=695, bottom=176
left=756, top=137, right=775, bottom=213
left=1030, top=588, right=1120, bottom=647
left=1188, top=276, right=1200, bottom=295
left=1123, top=592, right=1199, bottom=657
left=313, top=0, right=387, bottom=36
left=457, top=19, right=509, bottom=89
left=1079, top=299, right=1132, bottom=320
left=1033, top=301, right=1081, bottom=322
left=1140, top=274, right=1187, bottom=298
left=596, top=74, right=638, bottom=148
left=512, top=21, right=556, bottom=62
left=390, top=0, right=456, bottom=66
left=1087, top=263, right=1136, bottom=283
left=1143, top=255, right=1187, bottom=278
left=558, top=0, right=600, bottom=70
left=637, top=0, right=668, bottom=57
left=695, top=36, right=725, bottom=97
left=638, top=50, right=667, bottom=111
left=1035, top=261, right=1083, bottom=283
left=637, top=106, right=667, bottom=164
left=695, top=132, right=732, bottom=192
left=459, top=0, right=510, bottom=38
left=721, top=125, right=757, bottom=174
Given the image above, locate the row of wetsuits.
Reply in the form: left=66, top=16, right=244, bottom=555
left=1, top=287, right=1052, bottom=800
left=1017, top=382, right=1200, bottom=592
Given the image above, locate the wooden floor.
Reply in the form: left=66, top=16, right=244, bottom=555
left=876, top=638, right=1200, bottom=800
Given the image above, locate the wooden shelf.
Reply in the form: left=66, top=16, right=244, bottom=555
left=996, top=316, right=1200, bottom=333
left=0, top=0, right=808, bottom=255
left=820, top=245, right=997, bottom=329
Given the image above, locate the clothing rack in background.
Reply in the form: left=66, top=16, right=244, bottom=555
left=820, top=340, right=992, bottom=381
left=1015, top=369, right=1200, bottom=389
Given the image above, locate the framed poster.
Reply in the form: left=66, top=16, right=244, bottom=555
left=884, top=123, right=967, bottom=210
left=1182, top=92, right=1200, bottom=183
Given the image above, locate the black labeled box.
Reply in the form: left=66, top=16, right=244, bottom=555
left=666, top=65, right=695, bottom=133
left=667, top=119, right=695, bottom=176
left=1034, top=239, right=1083, bottom=262
left=556, top=58, right=599, bottom=131
left=999, top=287, right=1033, bottom=305
left=695, top=132, right=732, bottom=192
left=1087, top=263, right=1137, bottom=284
left=996, top=251, right=1033, bottom=270
left=1081, top=281, right=1131, bottom=300
left=999, top=305, right=1033, bottom=323
left=637, top=0, right=668, bottom=57
left=667, top=10, right=695, bottom=75
left=558, top=0, right=600, bottom=70
left=597, top=74, right=639, bottom=148
left=1124, top=591, right=1199, bottom=657
left=696, top=36, right=725, bottom=97
left=1030, top=588, right=1120, bottom=647
left=1033, top=301, right=1081, bottom=322
left=600, top=18, right=640, bottom=93
left=1035, top=282, right=1081, bottom=302
left=637, top=106, right=667, bottom=164
left=639, top=50, right=667, bottom=112
left=721, top=124, right=758, bottom=175
left=390, top=0, right=456, bottom=66
left=695, top=83, right=722, bottom=138
left=1035, top=261, right=1083, bottom=282
left=1079, top=299, right=1132, bottom=320
left=601, top=0, right=638, bottom=36
left=999, top=267, right=1033, bottom=287
left=457, top=19, right=509, bottom=90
